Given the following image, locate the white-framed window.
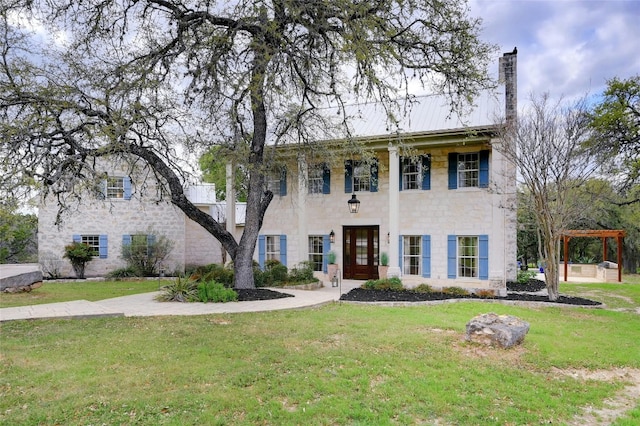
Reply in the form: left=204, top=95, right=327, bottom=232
left=266, top=168, right=287, bottom=196
left=402, top=236, right=421, bottom=275
left=308, top=164, right=324, bottom=194
left=458, top=236, right=478, bottom=278
left=106, top=177, right=125, bottom=199
left=130, top=234, right=150, bottom=256
left=402, top=159, right=420, bottom=190
left=457, top=153, right=479, bottom=188
left=81, top=235, right=100, bottom=257
left=352, top=162, right=371, bottom=192
left=266, top=235, right=281, bottom=261
left=308, top=236, right=324, bottom=271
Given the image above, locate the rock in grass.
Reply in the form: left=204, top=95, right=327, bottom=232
left=465, top=313, right=530, bottom=348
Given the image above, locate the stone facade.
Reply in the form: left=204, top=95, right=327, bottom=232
left=38, top=162, right=221, bottom=278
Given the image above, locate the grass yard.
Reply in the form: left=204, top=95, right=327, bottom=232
left=0, top=279, right=166, bottom=308
left=2, top=278, right=640, bottom=425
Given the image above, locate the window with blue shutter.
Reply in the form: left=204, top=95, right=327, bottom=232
left=280, top=235, right=287, bottom=266
left=123, top=177, right=132, bottom=200
left=447, top=235, right=457, bottom=278
left=370, top=160, right=378, bottom=192
left=73, top=234, right=81, bottom=243
left=258, top=235, right=266, bottom=269
left=479, top=235, right=489, bottom=280
left=279, top=169, right=287, bottom=196
left=398, top=235, right=404, bottom=272
left=448, top=153, right=458, bottom=189
left=122, top=234, right=132, bottom=247
left=422, top=235, right=431, bottom=278
left=344, top=160, right=353, bottom=193
left=99, top=235, right=108, bottom=259
left=479, top=150, right=490, bottom=188
left=322, top=235, right=330, bottom=273
left=322, top=165, right=331, bottom=194
left=421, top=155, right=431, bottom=190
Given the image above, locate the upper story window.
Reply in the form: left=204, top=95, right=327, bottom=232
left=400, top=155, right=431, bottom=191
left=448, top=151, right=490, bottom=189
left=457, top=153, right=479, bottom=188
left=101, top=176, right=131, bottom=200
left=266, top=168, right=287, bottom=196
left=308, top=164, right=330, bottom=194
left=345, top=160, right=378, bottom=193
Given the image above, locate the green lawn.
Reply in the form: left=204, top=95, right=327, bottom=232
left=0, top=279, right=165, bottom=308
left=1, top=278, right=640, bottom=425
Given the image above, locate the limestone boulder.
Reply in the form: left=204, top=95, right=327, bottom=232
left=465, top=313, right=530, bottom=348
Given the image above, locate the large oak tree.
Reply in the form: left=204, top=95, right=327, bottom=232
left=1, top=0, right=495, bottom=288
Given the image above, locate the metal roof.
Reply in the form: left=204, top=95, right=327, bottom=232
left=343, top=89, right=504, bottom=139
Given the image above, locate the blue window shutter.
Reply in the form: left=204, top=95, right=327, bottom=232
left=370, top=160, right=378, bottom=192
left=147, top=234, right=156, bottom=245
left=399, top=157, right=404, bottom=191
left=479, top=150, right=490, bottom=188
left=322, top=164, right=331, bottom=194
left=322, top=235, right=330, bottom=273
left=280, top=235, right=287, bottom=266
left=422, top=235, right=431, bottom=278
left=123, top=177, right=132, bottom=200
left=447, top=235, right=457, bottom=278
left=122, top=234, right=132, bottom=246
left=421, top=155, right=431, bottom=190
left=73, top=234, right=81, bottom=243
left=279, top=169, right=287, bottom=196
left=344, top=160, right=353, bottom=193
left=398, top=235, right=404, bottom=271
left=448, top=153, right=458, bottom=190
left=258, top=235, right=266, bottom=269
left=101, top=180, right=107, bottom=199
left=99, top=235, right=108, bottom=259
left=479, top=235, right=489, bottom=280
left=398, top=235, right=403, bottom=271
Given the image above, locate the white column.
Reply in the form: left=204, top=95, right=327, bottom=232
left=298, top=155, right=308, bottom=265
left=387, top=143, right=401, bottom=278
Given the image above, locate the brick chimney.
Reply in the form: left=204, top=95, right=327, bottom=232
left=499, top=48, right=517, bottom=124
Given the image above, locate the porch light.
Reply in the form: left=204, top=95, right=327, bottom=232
left=329, top=230, right=335, bottom=244
left=348, top=193, right=360, bottom=214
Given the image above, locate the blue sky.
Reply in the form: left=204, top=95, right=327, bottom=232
left=470, top=0, right=640, bottom=105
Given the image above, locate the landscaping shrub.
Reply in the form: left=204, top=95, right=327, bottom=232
left=197, top=280, right=238, bottom=303
left=63, top=241, right=94, bottom=278
left=361, top=277, right=404, bottom=291
left=441, top=286, right=470, bottom=296
left=200, top=264, right=234, bottom=287
left=475, top=289, right=496, bottom=298
left=156, top=276, right=198, bottom=302
left=121, top=231, right=174, bottom=276
left=413, top=283, right=434, bottom=293
left=517, top=269, right=537, bottom=284
left=287, top=261, right=316, bottom=283
left=106, top=266, right=139, bottom=279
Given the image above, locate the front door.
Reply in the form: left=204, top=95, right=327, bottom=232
left=343, top=226, right=379, bottom=280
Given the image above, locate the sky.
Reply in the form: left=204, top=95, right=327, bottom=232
left=468, top=0, right=640, bottom=106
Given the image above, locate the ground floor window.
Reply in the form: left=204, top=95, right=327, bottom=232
left=81, top=235, right=100, bottom=257
left=308, top=236, right=324, bottom=271
left=266, top=235, right=281, bottom=261
left=402, top=236, right=421, bottom=275
left=458, top=236, right=478, bottom=278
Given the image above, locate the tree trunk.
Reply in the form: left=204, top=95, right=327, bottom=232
left=542, top=236, right=560, bottom=301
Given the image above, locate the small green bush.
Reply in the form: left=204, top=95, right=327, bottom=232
left=197, top=281, right=238, bottom=303
left=287, top=262, right=316, bottom=283
left=413, top=284, right=433, bottom=293
left=361, top=277, right=404, bottom=291
left=380, top=252, right=389, bottom=266
left=441, top=286, right=470, bottom=296
left=156, top=276, right=198, bottom=302
left=517, top=269, right=537, bottom=284
left=106, top=266, right=139, bottom=280
left=63, top=241, right=95, bottom=278
left=327, top=251, right=337, bottom=264
left=201, top=264, right=234, bottom=288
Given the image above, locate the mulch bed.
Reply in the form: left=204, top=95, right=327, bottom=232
left=236, top=279, right=601, bottom=306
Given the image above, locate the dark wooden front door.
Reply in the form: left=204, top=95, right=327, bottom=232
left=343, top=226, right=379, bottom=280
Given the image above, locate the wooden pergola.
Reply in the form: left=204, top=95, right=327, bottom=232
left=561, top=230, right=626, bottom=282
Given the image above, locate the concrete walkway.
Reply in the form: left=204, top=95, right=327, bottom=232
left=0, top=280, right=362, bottom=322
